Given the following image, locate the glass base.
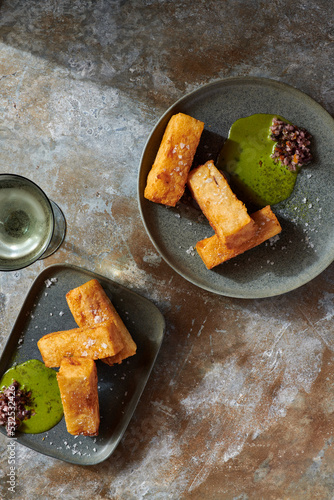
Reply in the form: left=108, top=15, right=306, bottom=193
left=41, top=201, right=66, bottom=259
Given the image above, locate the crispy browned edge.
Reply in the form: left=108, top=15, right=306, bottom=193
left=144, top=112, right=204, bottom=206
left=66, top=279, right=136, bottom=366
left=187, top=160, right=257, bottom=248
left=196, top=205, right=282, bottom=269
left=56, top=357, right=100, bottom=436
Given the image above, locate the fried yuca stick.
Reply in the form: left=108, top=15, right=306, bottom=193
left=196, top=205, right=282, bottom=269
left=66, top=279, right=136, bottom=366
left=144, top=113, right=204, bottom=206
left=187, top=160, right=257, bottom=248
left=57, top=357, right=100, bottom=436
left=37, top=321, right=124, bottom=368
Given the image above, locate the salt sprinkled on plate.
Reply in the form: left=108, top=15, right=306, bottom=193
left=269, top=234, right=280, bottom=246
left=45, top=277, right=58, bottom=288
left=186, top=246, right=196, bottom=256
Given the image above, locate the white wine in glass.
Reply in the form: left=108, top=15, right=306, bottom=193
left=0, top=174, right=66, bottom=271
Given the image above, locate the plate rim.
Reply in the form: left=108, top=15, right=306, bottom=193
left=138, top=76, right=334, bottom=298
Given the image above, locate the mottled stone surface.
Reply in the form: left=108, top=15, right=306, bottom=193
left=0, top=0, right=334, bottom=498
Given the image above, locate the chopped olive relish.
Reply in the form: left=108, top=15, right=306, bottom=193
left=0, top=380, right=34, bottom=436
left=270, top=117, right=312, bottom=171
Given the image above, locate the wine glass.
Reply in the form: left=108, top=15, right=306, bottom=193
left=0, top=174, right=66, bottom=271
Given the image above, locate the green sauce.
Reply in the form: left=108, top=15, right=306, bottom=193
left=0, top=359, right=63, bottom=433
left=217, top=113, right=298, bottom=207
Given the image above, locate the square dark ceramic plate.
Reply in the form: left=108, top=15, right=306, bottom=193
left=0, top=264, right=165, bottom=465
left=138, top=77, right=334, bottom=298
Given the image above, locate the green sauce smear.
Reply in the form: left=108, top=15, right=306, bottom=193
left=0, top=359, right=63, bottom=433
left=217, top=113, right=298, bottom=207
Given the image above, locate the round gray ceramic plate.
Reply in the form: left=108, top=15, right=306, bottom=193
left=138, top=77, right=334, bottom=298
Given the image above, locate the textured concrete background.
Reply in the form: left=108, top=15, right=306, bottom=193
left=0, top=1, right=334, bottom=499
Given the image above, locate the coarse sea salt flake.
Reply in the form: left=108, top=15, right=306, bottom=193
left=45, top=277, right=58, bottom=288
left=186, top=246, right=196, bottom=256
left=84, top=338, right=96, bottom=347
left=269, top=234, right=280, bottom=246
